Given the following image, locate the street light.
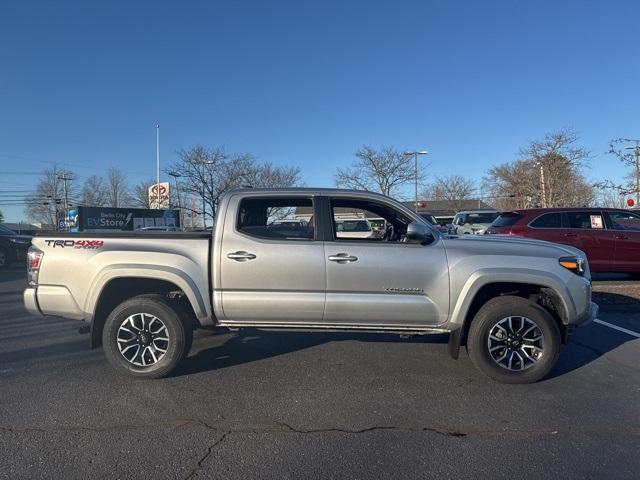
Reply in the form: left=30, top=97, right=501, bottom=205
left=405, top=150, right=428, bottom=212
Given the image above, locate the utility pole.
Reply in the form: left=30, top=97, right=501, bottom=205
left=405, top=150, right=428, bottom=212
left=625, top=142, right=640, bottom=205
left=535, top=161, right=547, bottom=208
left=155, top=125, right=160, bottom=209
left=57, top=171, right=73, bottom=232
left=168, top=172, right=183, bottom=229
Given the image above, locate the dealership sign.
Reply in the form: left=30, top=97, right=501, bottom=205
left=75, top=206, right=180, bottom=232
left=149, top=182, right=170, bottom=209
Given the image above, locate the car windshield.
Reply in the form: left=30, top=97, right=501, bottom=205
left=466, top=212, right=498, bottom=224
left=338, top=220, right=371, bottom=232
left=0, top=225, right=17, bottom=236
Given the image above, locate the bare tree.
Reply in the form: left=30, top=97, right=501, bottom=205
left=483, top=129, right=594, bottom=210
left=422, top=175, right=476, bottom=211
left=25, top=166, right=77, bottom=227
left=168, top=145, right=301, bottom=223
left=81, top=175, right=107, bottom=207
left=608, top=138, right=640, bottom=204
left=130, top=179, right=155, bottom=209
left=335, top=146, right=418, bottom=197
left=594, top=183, right=628, bottom=208
left=105, top=168, right=132, bottom=208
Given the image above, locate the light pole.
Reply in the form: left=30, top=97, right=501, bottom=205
left=405, top=150, right=428, bottom=212
left=625, top=143, right=640, bottom=205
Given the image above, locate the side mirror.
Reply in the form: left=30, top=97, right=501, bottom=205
left=406, top=221, right=434, bottom=245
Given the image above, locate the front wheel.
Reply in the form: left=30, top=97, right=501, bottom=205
left=466, top=296, right=560, bottom=384
left=102, top=294, right=193, bottom=379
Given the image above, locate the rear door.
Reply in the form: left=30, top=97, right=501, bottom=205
left=605, top=210, right=640, bottom=272
left=322, top=195, right=449, bottom=327
left=219, top=194, right=326, bottom=324
left=562, top=210, right=615, bottom=272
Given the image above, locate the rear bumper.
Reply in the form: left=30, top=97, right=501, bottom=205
left=23, top=288, right=42, bottom=316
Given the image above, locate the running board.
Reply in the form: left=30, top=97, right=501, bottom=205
left=216, top=321, right=449, bottom=336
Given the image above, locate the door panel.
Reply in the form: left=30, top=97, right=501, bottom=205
left=324, top=240, right=449, bottom=326
left=562, top=211, right=615, bottom=272
left=607, top=211, right=640, bottom=272
left=219, top=194, right=326, bottom=323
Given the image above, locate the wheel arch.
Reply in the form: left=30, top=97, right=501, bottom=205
left=87, top=267, right=211, bottom=349
left=447, top=270, right=572, bottom=359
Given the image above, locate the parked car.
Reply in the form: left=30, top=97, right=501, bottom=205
left=334, top=218, right=374, bottom=239
left=23, top=188, right=597, bottom=383
left=450, top=210, right=499, bottom=235
left=485, top=208, right=640, bottom=274
left=0, top=224, right=32, bottom=269
left=419, top=213, right=448, bottom=233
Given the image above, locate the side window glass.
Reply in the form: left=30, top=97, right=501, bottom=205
left=530, top=213, right=561, bottom=228
left=566, top=212, right=603, bottom=230
left=237, top=197, right=314, bottom=240
left=609, top=212, right=640, bottom=231
left=330, top=198, right=411, bottom=242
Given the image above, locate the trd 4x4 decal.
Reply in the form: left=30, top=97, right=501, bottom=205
left=44, top=239, right=104, bottom=249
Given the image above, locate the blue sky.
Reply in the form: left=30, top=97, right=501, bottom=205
left=1, top=0, right=639, bottom=221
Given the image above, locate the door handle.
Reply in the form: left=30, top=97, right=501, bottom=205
left=328, top=253, right=358, bottom=263
left=227, top=251, right=257, bottom=261
left=564, top=232, right=577, bottom=238
left=614, top=234, right=628, bottom=240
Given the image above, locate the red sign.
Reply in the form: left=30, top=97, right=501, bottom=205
left=628, top=198, right=635, bottom=207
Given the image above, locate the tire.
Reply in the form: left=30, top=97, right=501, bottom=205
left=102, top=294, right=193, bottom=379
left=466, top=296, right=560, bottom=384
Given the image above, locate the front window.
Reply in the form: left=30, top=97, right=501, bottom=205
left=330, top=197, right=412, bottom=242
left=608, top=211, right=640, bottom=231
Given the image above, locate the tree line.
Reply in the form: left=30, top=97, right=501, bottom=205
left=21, top=128, right=639, bottom=226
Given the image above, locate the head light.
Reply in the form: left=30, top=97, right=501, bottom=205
left=559, top=257, right=585, bottom=276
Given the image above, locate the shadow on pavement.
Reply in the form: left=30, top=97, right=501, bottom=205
left=175, top=330, right=449, bottom=377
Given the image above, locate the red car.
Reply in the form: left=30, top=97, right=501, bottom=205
left=486, top=208, right=640, bottom=274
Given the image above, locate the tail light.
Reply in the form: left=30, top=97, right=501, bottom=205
left=27, top=247, right=43, bottom=286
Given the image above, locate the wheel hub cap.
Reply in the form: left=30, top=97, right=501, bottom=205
left=487, top=316, right=544, bottom=371
left=117, top=313, right=169, bottom=367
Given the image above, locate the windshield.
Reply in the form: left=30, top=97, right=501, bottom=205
left=465, top=212, right=498, bottom=224
left=0, top=225, right=17, bottom=235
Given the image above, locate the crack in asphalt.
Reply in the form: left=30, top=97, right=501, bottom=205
left=184, top=431, right=230, bottom=480
left=2, top=420, right=639, bottom=437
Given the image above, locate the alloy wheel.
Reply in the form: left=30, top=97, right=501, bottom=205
left=117, top=313, right=170, bottom=367
left=487, top=316, right=545, bottom=371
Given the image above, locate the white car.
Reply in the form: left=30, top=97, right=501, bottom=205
left=334, top=218, right=374, bottom=239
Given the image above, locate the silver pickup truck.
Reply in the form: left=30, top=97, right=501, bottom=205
left=23, top=188, right=597, bottom=383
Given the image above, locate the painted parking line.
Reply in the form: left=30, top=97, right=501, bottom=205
left=593, top=319, right=640, bottom=338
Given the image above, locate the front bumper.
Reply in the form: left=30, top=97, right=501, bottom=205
left=574, top=301, right=598, bottom=328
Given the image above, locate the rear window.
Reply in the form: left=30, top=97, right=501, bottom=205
left=492, top=213, right=523, bottom=228
left=530, top=212, right=562, bottom=228
left=237, top=197, right=314, bottom=240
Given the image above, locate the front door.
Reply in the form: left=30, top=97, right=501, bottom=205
left=605, top=210, right=640, bottom=272
left=323, top=195, right=449, bottom=327
left=219, top=193, right=326, bottom=324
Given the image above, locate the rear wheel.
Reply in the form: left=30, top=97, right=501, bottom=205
left=466, top=296, right=560, bottom=384
left=102, top=294, right=193, bottom=379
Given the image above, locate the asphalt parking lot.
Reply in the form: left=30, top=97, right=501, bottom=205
left=1, top=267, right=639, bottom=479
